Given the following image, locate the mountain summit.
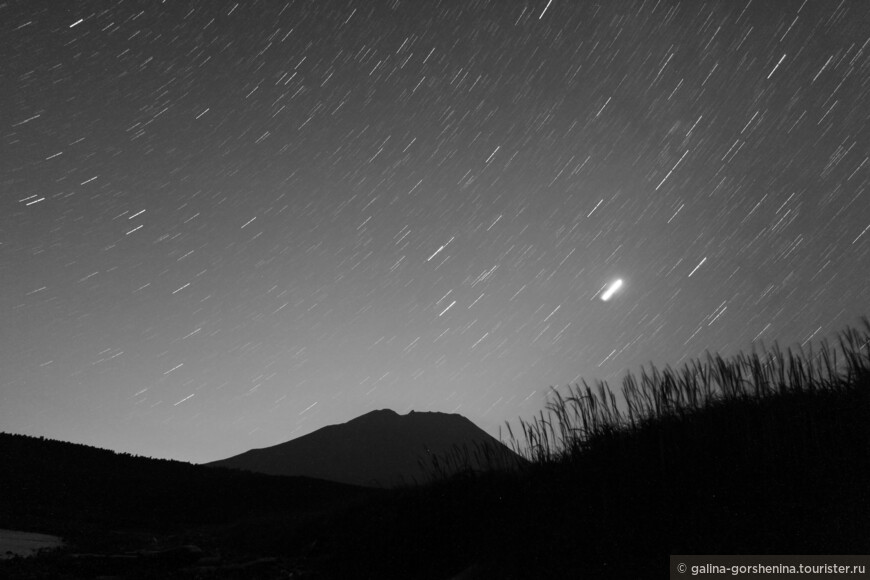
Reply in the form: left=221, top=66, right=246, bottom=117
left=206, top=409, right=524, bottom=487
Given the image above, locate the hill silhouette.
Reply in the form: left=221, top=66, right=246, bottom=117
left=206, top=408, right=525, bottom=487
left=0, top=431, right=377, bottom=543
left=1, top=319, right=868, bottom=578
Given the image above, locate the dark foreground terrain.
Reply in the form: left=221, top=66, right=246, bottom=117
left=2, top=320, right=869, bottom=579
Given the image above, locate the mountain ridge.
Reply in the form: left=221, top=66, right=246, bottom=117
left=206, top=408, right=524, bottom=487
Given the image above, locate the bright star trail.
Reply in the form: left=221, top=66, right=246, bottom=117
left=600, top=280, right=624, bottom=302
left=1, top=1, right=868, bottom=464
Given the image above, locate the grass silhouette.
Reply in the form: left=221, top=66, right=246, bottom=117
left=481, top=317, right=870, bottom=576
left=1, top=318, right=868, bottom=579
left=505, top=317, right=869, bottom=465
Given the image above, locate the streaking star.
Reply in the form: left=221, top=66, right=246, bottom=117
left=600, top=279, right=623, bottom=301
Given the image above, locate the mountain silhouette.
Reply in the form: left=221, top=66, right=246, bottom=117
left=206, top=409, right=525, bottom=487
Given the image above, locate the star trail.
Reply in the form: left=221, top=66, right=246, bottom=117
left=2, top=0, right=868, bottom=463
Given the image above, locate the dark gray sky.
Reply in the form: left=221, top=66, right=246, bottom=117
left=3, top=0, right=868, bottom=463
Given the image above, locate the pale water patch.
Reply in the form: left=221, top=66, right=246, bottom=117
left=0, top=529, right=64, bottom=559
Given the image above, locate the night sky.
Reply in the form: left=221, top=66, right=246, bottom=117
left=3, top=0, right=868, bottom=464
